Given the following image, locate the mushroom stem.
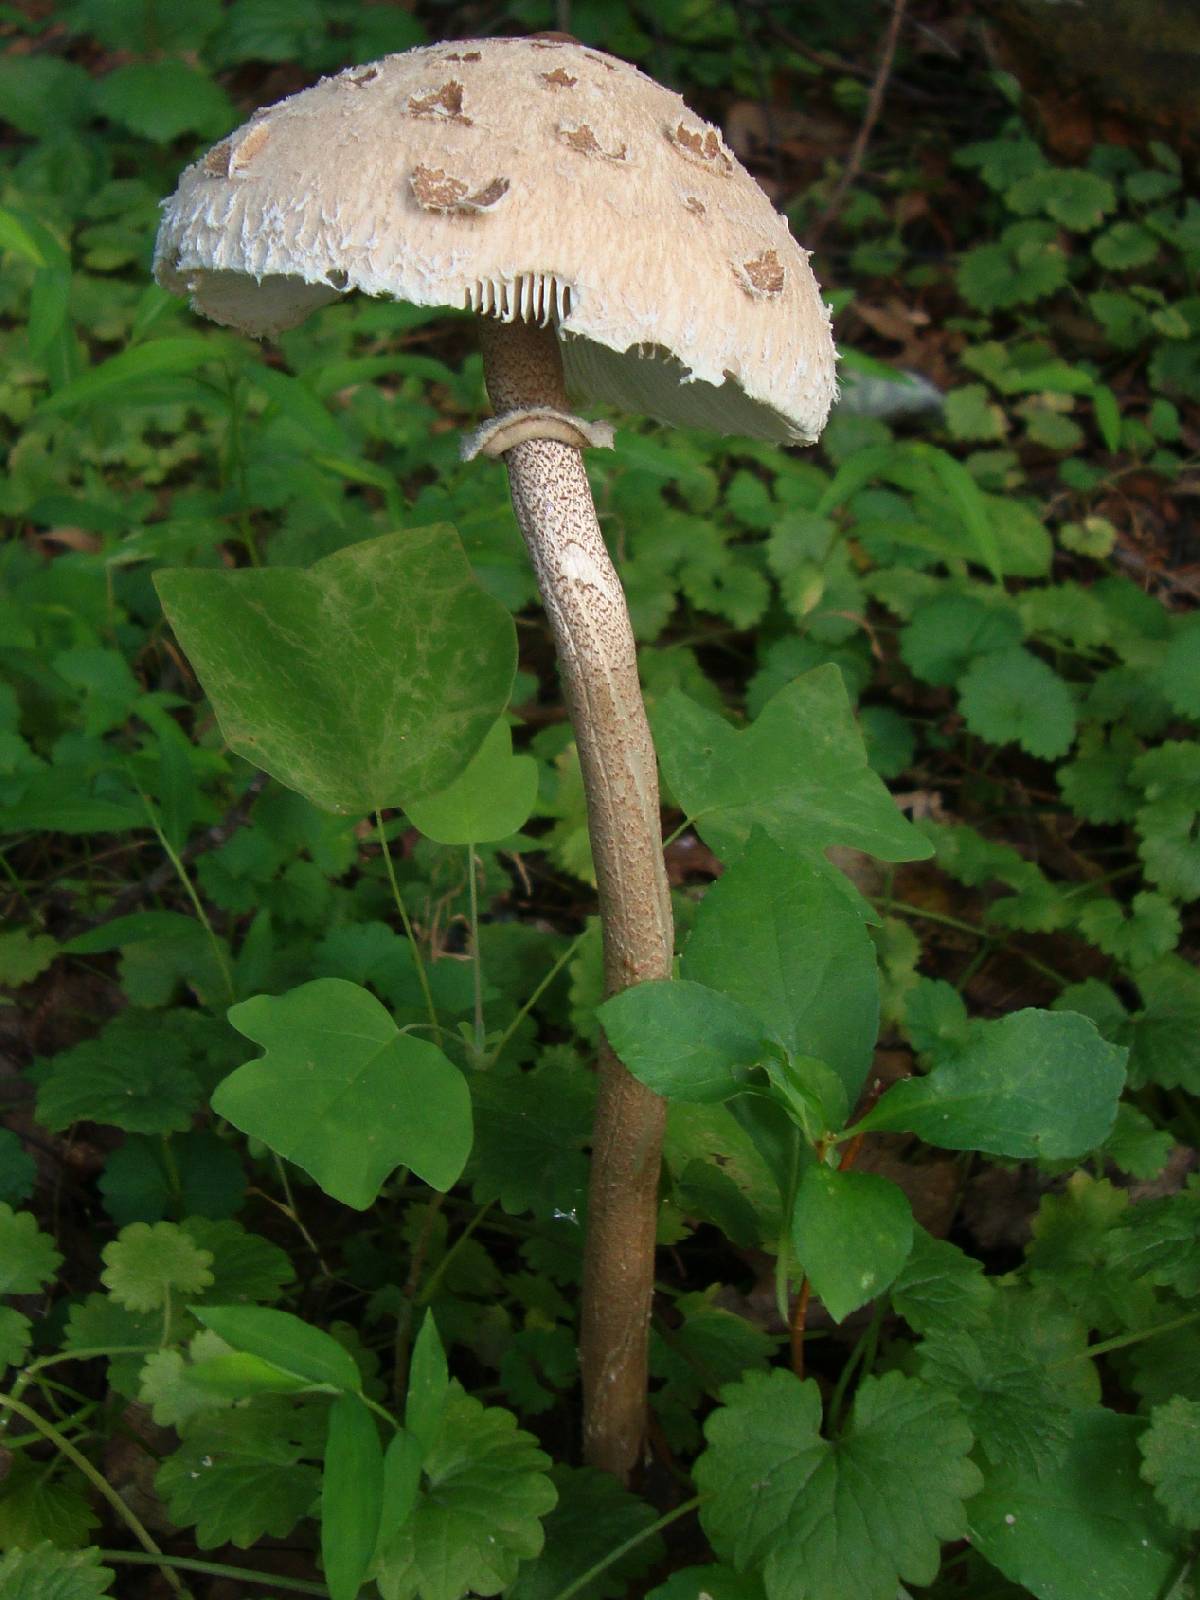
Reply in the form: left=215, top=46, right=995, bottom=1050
left=479, top=317, right=674, bottom=1481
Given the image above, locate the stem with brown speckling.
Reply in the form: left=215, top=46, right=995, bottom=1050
left=479, top=317, right=674, bottom=1482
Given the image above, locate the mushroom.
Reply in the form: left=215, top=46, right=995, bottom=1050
left=154, top=34, right=837, bottom=1481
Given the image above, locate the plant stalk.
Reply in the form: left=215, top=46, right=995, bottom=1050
left=478, top=318, right=674, bottom=1481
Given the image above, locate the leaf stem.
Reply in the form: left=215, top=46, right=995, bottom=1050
left=545, top=1494, right=706, bottom=1600
left=99, top=1550, right=329, bottom=1596
left=375, top=809, right=439, bottom=1037
left=136, top=786, right=234, bottom=1002
left=0, top=1392, right=186, bottom=1595
left=1056, top=1309, right=1200, bottom=1366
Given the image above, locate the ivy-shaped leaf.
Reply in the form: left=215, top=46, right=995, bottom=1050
left=0, top=1545, right=114, bottom=1600
left=156, top=526, right=516, bottom=815
left=957, top=646, right=1076, bottom=760
left=696, top=1368, right=981, bottom=1600
left=507, top=1466, right=664, bottom=1600
left=217, top=979, right=472, bottom=1209
left=0, top=1459, right=99, bottom=1551
left=655, top=668, right=932, bottom=867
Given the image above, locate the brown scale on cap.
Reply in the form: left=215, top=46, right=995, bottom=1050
left=540, top=67, right=578, bottom=88
left=684, top=195, right=707, bottom=217
left=558, top=124, right=628, bottom=161
left=442, top=49, right=482, bottom=62
left=406, top=82, right=470, bottom=122
left=409, top=165, right=510, bottom=214
left=737, top=249, right=786, bottom=297
left=666, top=120, right=732, bottom=174
left=202, top=122, right=270, bottom=178
left=347, top=66, right=377, bottom=86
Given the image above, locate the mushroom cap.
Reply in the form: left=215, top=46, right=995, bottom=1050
left=155, top=36, right=837, bottom=444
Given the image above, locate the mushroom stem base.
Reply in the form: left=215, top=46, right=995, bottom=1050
left=479, top=318, right=674, bottom=1481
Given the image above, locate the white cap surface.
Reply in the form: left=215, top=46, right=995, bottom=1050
left=155, top=36, right=837, bottom=443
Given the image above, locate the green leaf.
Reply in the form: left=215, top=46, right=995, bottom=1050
left=100, top=1221, right=213, bottom=1312
left=696, top=1369, right=981, bottom=1600
left=406, top=1311, right=449, bottom=1459
left=36, top=1012, right=205, bottom=1136
left=0, top=1545, right=114, bottom=1600
left=93, top=60, right=233, bottom=142
left=1128, top=956, right=1200, bottom=1093
left=0, top=1308, right=32, bottom=1373
left=137, top=1339, right=236, bottom=1428
left=0, top=1205, right=61, bottom=1294
left=792, top=1166, right=913, bottom=1323
left=903, top=978, right=971, bottom=1059
left=1076, top=892, right=1181, bottom=969
left=0, top=930, right=58, bottom=987
left=1093, top=221, right=1160, bottom=270
left=598, top=980, right=772, bottom=1103
left=507, top=1466, right=665, bottom=1600
left=682, top=835, right=880, bottom=1105
left=917, top=1322, right=1075, bottom=1474
left=1158, top=617, right=1200, bottom=719
left=323, top=1394, right=384, bottom=1600
left=156, top=1397, right=324, bottom=1549
left=647, top=1568, right=766, bottom=1600
left=1007, top=168, right=1116, bottom=230
left=890, top=1227, right=993, bottom=1337
left=376, top=1429, right=423, bottom=1556
left=0, top=1458, right=99, bottom=1551
left=1139, top=1398, right=1200, bottom=1531
left=0, top=1131, right=36, bottom=1208
left=1105, top=1184, right=1200, bottom=1298
left=958, top=646, right=1076, bottom=760
left=656, top=669, right=932, bottom=867
left=405, top=720, right=537, bottom=844
left=860, top=1009, right=1125, bottom=1158
left=100, top=1132, right=246, bottom=1227
left=375, top=1384, right=557, bottom=1600
left=900, top=594, right=1022, bottom=687
left=37, top=338, right=228, bottom=416
left=179, top=1219, right=293, bottom=1305
left=651, top=1293, right=776, bottom=1454
left=156, top=527, right=516, bottom=815
left=468, top=1054, right=592, bottom=1220
left=217, top=978, right=472, bottom=1208
left=192, top=1305, right=362, bottom=1393
left=969, top=1409, right=1186, bottom=1600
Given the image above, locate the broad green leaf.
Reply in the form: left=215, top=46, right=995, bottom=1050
left=1139, top=1398, right=1200, bottom=1531
left=323, top=1394, right=384, bottom=1600
left=508, top=1466, right=665, bottom=1600
left=0, top=1205, right=62, bottom=1294
left=900, top=594, right=1022, bottom=687
left=157, top=527, right=515, bottom=815
left=100, top=1133, right=247, bottom=1226
left=664, top=1102, right=782, bottom=1242
left=37, top=338, right=228, bottom=415
left=375, top=1383, right=557, bottom=1600
left=696, top=1369, right=981, bottom=1600
left=179, top=1218, right=294, bottom=1305
left=969, top=1409, right=1186, bottom=1600
left=890, top=1228, right=993, bottom=1336
left=0, top=1307, right=32, bottom=1373
left=0, top=1458, right=99, bottom=1550
left=656, top=669, right=931, bottom=866
left=0, top=1130, right=36, bottom=1208
left=0, top=1546, right=114, bottom=1600
left=138, top=1341, right=236, bottom=1428
left=683, top=835, right=880, bottom=1104
left=917, top=1322, right=1075, bottom=1474
left=405, top=720, right=537, bottom=844
left=156, top=1397, right=324, bottom=1549
left=651, top=1293, right=775, bottom=1455
left=192, top=1305, right=362, bottom=1393
left=187, top=1350, right=312, bottom=1398
left=597, top=980, right=772, bottom=1102
left=93, top=60, right=233, bottom=142
left=218, top=978, right=472, bottom=1207
left=468, top=1053, right=593, bottom=1220
left=406, top=1311, right=449, bottom=1459
left=856, top=1009, right=1126, bottom=1158
left=0, top=930, right=58, bottom=986
left=100, top=1222, right=213, bottom=1313
left=376, top=1430, right=423, bottom=1556
left=958, top=647, right=1077, bottom=761
left=36, top=1010, right=206, bottom=1136
left=792, top=1166, right=913, bottom=1323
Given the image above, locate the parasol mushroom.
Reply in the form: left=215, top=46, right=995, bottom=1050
left=154, top=33, right=837, bottom=1482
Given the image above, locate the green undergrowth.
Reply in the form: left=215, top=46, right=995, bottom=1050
left=1, top=3, right=1197, bottom=1599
